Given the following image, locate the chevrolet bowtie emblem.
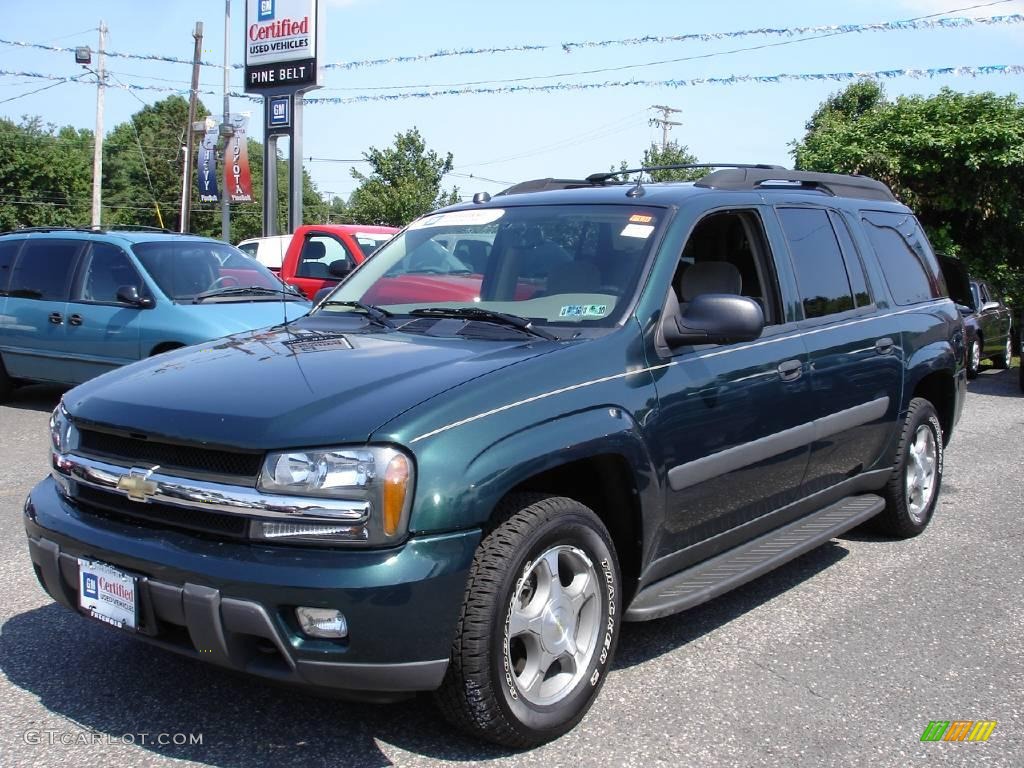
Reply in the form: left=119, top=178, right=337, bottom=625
left=116, top=467, right=159, bottom=502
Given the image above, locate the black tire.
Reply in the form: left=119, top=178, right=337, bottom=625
left=435, top=494, right=621, bottom=748
left=0, top=356, right=14, bottom=403
left=992, top=329, right=1012, bottom=369
left=1018, top=356, right=1024, bottom=392
left=966, top=338, right=981, bottom=379
left=875, top=398, right=943, bottom=538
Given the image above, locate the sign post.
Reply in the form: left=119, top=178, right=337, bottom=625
left=244, top=0, right=324, bottom=236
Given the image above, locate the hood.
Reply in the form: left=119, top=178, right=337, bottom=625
left=64, top=316, right=557, bottom=450
left=169, top=300, right=310, bottom=337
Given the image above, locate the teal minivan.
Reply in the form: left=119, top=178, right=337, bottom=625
left=0, top=228, right=309, bottom=399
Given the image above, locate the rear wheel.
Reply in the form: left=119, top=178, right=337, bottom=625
left=993, top=331, right=1012, bottom=369
left=875, top=398, right=943, bottom=538
left=435, top=495, right=621, bottom=748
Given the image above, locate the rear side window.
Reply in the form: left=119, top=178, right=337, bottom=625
left=0, top=240, right=22, bottom=294
left=829, top=213, right=872, bottom=307
left=861, top=211, right=946, bottom=305
left=8, top=239, right=83, bottom=300
left=777, top=207, right=855, bottom=319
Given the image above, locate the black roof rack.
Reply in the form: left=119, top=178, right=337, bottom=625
left=0, top=226, right=95, bottom=236
left=586, top=163, right=785, bottom=185
left=0, top=224, right=180, bottom=237
left=695, top=167, right=897, bottom=202
left=496, top=177, right=627, bottom=196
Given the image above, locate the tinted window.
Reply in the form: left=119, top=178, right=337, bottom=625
left=829, top=213, right=871, bottom=307
left=237, top=242, right=258, bottom=257
left=861, top=212, right=946, bottom=305
left=9, top=239, right=82, bottom=300
left=297, top=235, right=355, bottom=278
left=970, top=282, right=981, bottom=311
left=778, top=208, right=854, bottom=319
left=0, top=240, right=22, bottom=294
left=75, top=243, right=143, bottom=304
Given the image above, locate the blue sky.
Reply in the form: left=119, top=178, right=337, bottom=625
left=2, top=0, right=1023, bottom=213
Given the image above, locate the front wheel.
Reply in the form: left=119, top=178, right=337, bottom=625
left=875, top=398, right=943, bottom=538
left=435, top=495, right=621, bottom=748
left=966, top=338, right=981, bottom=379
left=0, top=356, right=15, bottom=403
left=993, top=331, right=1012, bottom=369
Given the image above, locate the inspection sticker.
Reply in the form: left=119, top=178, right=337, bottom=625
left=559, top=304, right=608, bottom=318
left=620, top=223, right=654, bottom=238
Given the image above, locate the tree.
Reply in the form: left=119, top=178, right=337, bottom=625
left=793, top=83, right=1024, bottom=304
left=347, top=127, right=460, bottom=226
left=614, top=141, right=707, bottom=182
left=0, top=117, right=93, bottom=229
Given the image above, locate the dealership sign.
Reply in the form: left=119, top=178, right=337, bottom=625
left=244, top=0, right=323, bottom=92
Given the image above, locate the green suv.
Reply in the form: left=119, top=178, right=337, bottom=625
left=24, top=166, right=965, bottom=747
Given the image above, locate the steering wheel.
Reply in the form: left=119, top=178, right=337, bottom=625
left=207, top=275, right=240, bottom=289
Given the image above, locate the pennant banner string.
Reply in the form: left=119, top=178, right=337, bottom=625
left=0, top=14, right=1022, bottom=71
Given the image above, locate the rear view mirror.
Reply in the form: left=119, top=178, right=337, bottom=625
left=981, top=301, right=1001, bottom=312
left=312, top=287, right=333, bottom=305
left=116, top=285, right=154, bottom=308
left=328, top=260, right=353, bottom=279
left=663, top=294, right=764, bottom=347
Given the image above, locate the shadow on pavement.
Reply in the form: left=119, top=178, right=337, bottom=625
left=3, top=383, right=68, bottom=413
left=1, top=542, right=852, bottom=765
left=968, top=366, right=1022, bottom=398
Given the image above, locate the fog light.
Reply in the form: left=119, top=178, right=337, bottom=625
left=296, top=607, right=348, bottom=638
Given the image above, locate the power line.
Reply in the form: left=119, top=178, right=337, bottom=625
left=0, top=72, right=87, bottom=105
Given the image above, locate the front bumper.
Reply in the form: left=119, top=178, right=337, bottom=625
left=24, top=477, right=480, bottom=698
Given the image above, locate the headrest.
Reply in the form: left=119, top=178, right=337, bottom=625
left=679, top=261, right=742, bottom=302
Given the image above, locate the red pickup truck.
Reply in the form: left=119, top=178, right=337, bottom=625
left=278, top=224, right=399, bottom=299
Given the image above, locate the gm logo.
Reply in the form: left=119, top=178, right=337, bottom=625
left=258, top=0, right=275, bottom=21
left=269, top=95, right=291, bottom=127
left=83, top=572, right=98, bottom=600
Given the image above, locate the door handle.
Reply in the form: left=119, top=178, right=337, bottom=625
left=777, top=359, right=803, bottom=381
left=48, top=312, right=63, bottom=325
left=69, top=314, right=83, bottom=326
left=875, top=337, right=895, bottom=355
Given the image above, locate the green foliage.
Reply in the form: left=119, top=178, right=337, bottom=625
left=793, top=83, right=1024, bottom=305
left=347, top=127, right=460, bottom=226
left=614, top=141, right=706, bottom=182
left=0, top=117, right=93, bottom=229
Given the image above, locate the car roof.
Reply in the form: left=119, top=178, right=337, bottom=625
left=294, top=224, right=399, bottom=235
left=0, top=228, right=231, bottom=246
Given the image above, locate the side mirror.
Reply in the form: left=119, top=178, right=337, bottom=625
left=312, top=287, right=334, bottom=306
left=328, top=259, right=353, bottom=279
left=663, top=294, right=764, bottom=348
left=116, top=285, right=154, bottom=308
left=981, top=301, right=1000, bottom=312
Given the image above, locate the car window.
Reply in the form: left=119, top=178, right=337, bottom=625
left=354, top=233, right=394, bottom=259
left=829, top=212, right=872, bottom=307
left=297, top=234, right=355, bottom=278
left=74, top=243, right=144, bottom=304
left=861, top=211, right=947, bottom=305
left=8, top=238, right=83, bottom=300
left=777, top=207, right=855, bottom=319
left=132, top=240, right=280, bottom=300
left=0, top=239, right=21, bottom=294
left=969, top=282, right=981, bottom=310
left=237, top=242, right=258, bottom=257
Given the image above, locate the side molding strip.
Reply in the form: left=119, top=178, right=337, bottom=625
left=667, top=397, right=889, bottom=492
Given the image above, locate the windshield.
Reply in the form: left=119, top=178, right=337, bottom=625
left=132, top=240, right=285, bottom=301
left=323, top=205, right=665, bottom=327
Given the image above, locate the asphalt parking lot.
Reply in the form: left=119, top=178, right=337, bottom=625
left=0, top=369, right=1020, bottom=768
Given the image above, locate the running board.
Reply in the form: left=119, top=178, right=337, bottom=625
left=625, top=494, right=885, bottom=621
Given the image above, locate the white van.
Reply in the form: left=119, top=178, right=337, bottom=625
left=236, top=234, right=291, bottom=272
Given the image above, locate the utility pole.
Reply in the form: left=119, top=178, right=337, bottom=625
left=180, top=21, right=204, bottom=233
left=220, top=0, right=231, bottom=242
left=650, top=104, right=682, bottom=150
left=91, top=21, right=107, bottom=228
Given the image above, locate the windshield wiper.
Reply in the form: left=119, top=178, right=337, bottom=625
left=409, top=307, right=557, bottom=340
left=318, top=299, right=396, bottom=328
left=193, top=286, right=303, bottom=303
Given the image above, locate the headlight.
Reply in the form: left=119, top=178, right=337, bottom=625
left=49, top=403, right=79, bottom=455
left=256, top=446, right=413, bottom=544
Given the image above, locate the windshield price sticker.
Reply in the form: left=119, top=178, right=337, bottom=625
left=409, top=209, right=506, bottom=229
left=620, top=223, right=655, bottom=239
left=629, top=213, right=655, bottom=224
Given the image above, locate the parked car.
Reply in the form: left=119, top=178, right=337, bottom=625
left=963, top=278, right=1013, bottom=378
left=0, top=227, right=309, bottom=399
left=23, top=167, right=965, bottom=747
left=279, top=224, right=398, bottom=299
left=236, top=234, right=290, bottom=273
